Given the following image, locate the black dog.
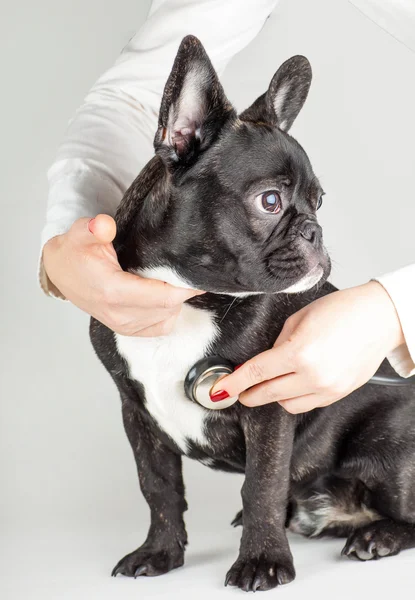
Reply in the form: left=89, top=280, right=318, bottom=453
left=90, top=36, right=415, bottom=592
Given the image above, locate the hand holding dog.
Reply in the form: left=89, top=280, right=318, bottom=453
left=42, top=214, right=203, bottom=336
left=212, top=282, right=405, bottom=413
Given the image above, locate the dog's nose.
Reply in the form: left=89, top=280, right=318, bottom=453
left=299, top=220, right=321, bottom=246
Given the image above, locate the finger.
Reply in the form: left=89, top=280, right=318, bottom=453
left=102, top=305, right=181, bottom=336
left=131, top=314, right=179, bottom=338
left=238, top=374, right=310, bottom=407
left=210, top=344, right=295, bottom=397
left=315, top=395, right=342, bottom=408
left=114, top=271, right=205, bottom=309
left=278, top=395, right=321, bottom=414
left=71, top=215, right=116, bottom=245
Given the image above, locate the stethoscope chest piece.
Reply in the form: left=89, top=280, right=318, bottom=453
left=184, top=356, right=238, bottom=410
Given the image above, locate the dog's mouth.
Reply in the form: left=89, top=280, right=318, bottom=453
left=134, top=249, right=330, bottom=299
left=262, top=241, right=331, bottom=296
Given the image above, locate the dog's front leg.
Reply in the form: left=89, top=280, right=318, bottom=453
left=226, top=405, right=296, bottom=592
left=112, top=399, right=187, bottom=579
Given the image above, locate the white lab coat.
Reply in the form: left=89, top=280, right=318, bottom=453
left=39, top=0, right=415, bottom=377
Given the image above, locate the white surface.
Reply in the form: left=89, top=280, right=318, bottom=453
left=3, top=524, right=415, bottom=600
left=1, top=0, right=415, bottom=598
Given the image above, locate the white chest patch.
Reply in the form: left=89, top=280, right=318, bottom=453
left=115, top=303, right=217, bottom=453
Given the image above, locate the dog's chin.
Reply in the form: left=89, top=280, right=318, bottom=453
left=220, top=264, right=327, bottom=298
left=133, top=265, right=261, bottom=297
left=133, top=262, right=328, bottom=298
left=278, top=264, right=325, bottom=294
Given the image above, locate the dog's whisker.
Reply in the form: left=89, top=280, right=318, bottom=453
left=220, top=297, right=240, bottom=323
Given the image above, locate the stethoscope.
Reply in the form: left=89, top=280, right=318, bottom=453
left=184, top=356, right=415, bottom=410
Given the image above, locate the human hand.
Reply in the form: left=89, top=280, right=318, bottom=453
left=210, top=282, right=405, bottom=413
left=42, top=214, right=203, bottom=336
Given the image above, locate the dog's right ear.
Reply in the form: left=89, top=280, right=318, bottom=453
left=154, top=35, right=235, bottom=167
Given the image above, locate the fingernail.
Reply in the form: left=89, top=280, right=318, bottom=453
left=210, top=390, right=230, bottom=402
left=234, top=364, right=243, bottom=371
left=88, top=218, right=95, bottom=233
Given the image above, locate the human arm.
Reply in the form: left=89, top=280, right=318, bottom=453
left=210, top=267, right=415, bottom=412
left=41, top=0, right=280, bottom=334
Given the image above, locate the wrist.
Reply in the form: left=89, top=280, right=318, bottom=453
left=43, top=234, right=64, bottom=269
left=363, top=281, right=405, bottom=352
left=44, top=232, right=63, bottom=253
left=42, top=234, right=66, bottom=297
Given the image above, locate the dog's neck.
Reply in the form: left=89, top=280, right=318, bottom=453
left=114, top=155, right=174, bottom=272
left=115, top=155, right=168, bottom=241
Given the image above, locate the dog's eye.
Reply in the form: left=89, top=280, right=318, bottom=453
left=317, top=193, right=325, bottom=210
left=257, top=191, right=282, bottom=214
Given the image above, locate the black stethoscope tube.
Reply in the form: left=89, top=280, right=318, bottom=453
left=368, top=374, right=415, bottom=386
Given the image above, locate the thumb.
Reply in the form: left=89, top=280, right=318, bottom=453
left=71, top=214, right=117, bottom=245
left=88, top=214, right=117, bottom=243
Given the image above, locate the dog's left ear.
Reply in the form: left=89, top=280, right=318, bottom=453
left=240, top=56, right=312, bottom=132
left=154, top=35, right=235, bottom=166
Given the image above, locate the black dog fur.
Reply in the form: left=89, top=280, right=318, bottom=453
left=90, top=36, right=415, bottom=592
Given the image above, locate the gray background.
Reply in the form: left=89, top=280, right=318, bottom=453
left=1, top=0, right=415, bottom=598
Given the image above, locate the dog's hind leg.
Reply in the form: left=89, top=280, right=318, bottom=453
left=288, top=476, right=382, bottom=539
left=290, top=469, right=415, bottom=560
left=341, top=466, right=415, bottom=561
left=341, top=519, right=415, bottom=560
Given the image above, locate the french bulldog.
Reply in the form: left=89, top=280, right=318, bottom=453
left=90, top=36, right=415, bottom=592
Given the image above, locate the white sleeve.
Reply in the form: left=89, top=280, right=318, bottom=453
left=374, top=263, right=415, bottom=377
left=40, top=0, right=280, bottom=295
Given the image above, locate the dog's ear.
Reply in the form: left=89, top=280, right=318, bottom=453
left=240, top=56, right=312, bottom=132
left=154, top=35, right=235, bottom=167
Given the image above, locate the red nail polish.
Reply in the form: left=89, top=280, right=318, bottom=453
left=210, top=390, right=230, bottom=402
left=234, top=364, right=243, bottom=371
left=88, top=218, right=95, bottom=233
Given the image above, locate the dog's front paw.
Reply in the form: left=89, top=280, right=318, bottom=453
left=225, top=554, right=295, bottom=592
left=112, top=541, right=185, bottom=578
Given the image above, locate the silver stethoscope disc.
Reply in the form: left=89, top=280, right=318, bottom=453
left=184, top=356, right=238, bottom=410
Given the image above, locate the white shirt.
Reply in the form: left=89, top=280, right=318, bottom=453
left=40, top=0, right=415, bottom=377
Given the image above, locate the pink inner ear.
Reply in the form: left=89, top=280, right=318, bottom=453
left=164, top=66, right=206, bottom=154
left=180, top=127, right=194, bottom=136
left=171, top=126, right=197, bottom=154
